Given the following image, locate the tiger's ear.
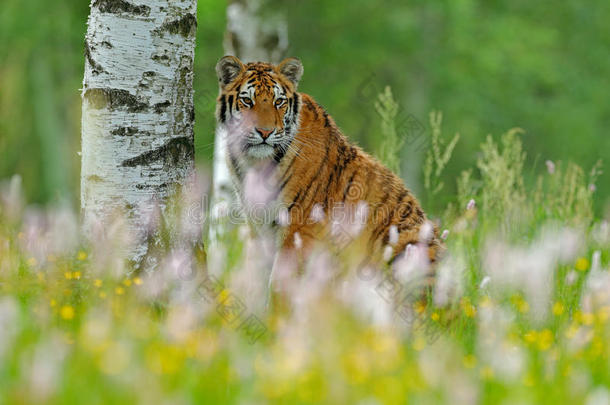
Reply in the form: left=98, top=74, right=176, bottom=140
left=216, top=55, right=245, bottom=88
left=278, top=58, right=304, bottom=87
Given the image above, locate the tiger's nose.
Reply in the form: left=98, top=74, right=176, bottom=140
left=255, top=128, right=274, bottom=140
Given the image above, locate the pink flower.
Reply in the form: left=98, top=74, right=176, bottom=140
left=466, top=199, right=476, bottom=210
left=545, top=160, right=555, bottom=174
left=441, top=229, right=450, bottom=240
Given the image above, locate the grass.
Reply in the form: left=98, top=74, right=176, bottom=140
left=0, top=113, right=608, bottom=404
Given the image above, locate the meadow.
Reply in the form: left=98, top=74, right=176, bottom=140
left=0, top=105, right=608, bottom=404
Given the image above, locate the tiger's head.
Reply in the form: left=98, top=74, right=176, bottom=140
left=215, top=56, right=304, bottom=162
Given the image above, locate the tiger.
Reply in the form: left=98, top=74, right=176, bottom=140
left=214, top=55, right=442, bottom=279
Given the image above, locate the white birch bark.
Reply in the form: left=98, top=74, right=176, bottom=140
left=81, top=0, right=197, bottom=267
left=208, top=0, right=288, bottom=250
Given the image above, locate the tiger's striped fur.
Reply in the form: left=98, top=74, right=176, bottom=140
left=215, top=56, right=442, bottom=270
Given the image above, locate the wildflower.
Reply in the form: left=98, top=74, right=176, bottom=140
left=276, top=207, right=290, bottom=227
left=123, top=279, right=132, bottom=287
left=115, top=287, right=125, bottom=295
left=466, top=199, right=476, bottom=210
left=479, top=276, right=490, bottom=289
left=536, top=329, right=553, bottom=351
left=441, top=229, right=449, bottom=240
left=93, top=279, right=102, bottom=287
left=64, top=272, right=72, bottom=280
left=565, top=271, right=578, bottom=285
left=461, top=298, right=476, bottom=318
left=310, top=204, right=325, bottom=223
left=524, top=330, right=537, bottom=344
left=552, top=302, right=565, bottom=316
left=60, top=305, right=75, bottom=320
left=72, top=271, right=81, bottom=280
left=588, top=184, right=596, bottom=192
left=479, top=296, right=492, bottom=308
left=388, top=225, right=399, bottom=246
left=49, top=299, right=57, bottom=307
left=413, top=301, right=426, bottom=314
left=430, top=312, right=440, bottom=321
left=597, top=306, right=610, bottom=323
left=581, top=312, right=594, bottom=326
left=294, top=232, right=303, bottom=250
left=462, top=354, right=477, bottom=368
left=575, top=257, right=589, bottom=271
left=517, top=300, right=530, bottom=314
left=133, top=277, right=143, bottom=286
left=480, top=366, right=494, bottom=380
left=77, top=251, right=87, bottom=261
left=545, top=160, right=555, bottom=174
left=383, top=245, right=393, bottom=262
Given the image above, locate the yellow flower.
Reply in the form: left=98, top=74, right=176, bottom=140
left=99, top=292, right=107, bottom=299
left=479, top=296, right=492, bottom=308
left=575, top=257, right=589, bottom=272
left=133, top=277, right=143, bottom=285
left=60, top=305, right=75, bottom=320
left=552, top=302, right=565, bottom=316
left=581, top=312, right=594, bottom=326
left=123, top=279, right=132, bottom=287
left=537, top=329, right=553, bottom=351
left=94, top=279, right=103, bottom=287
left=77, top=251, right=88, bottom=261
left=430, top=312, right=440, bottom=322
left=73, top=271, right=81, bottom=280
left=463, top=303, right=476, bottom=318
left=517, top=300, right=530, bottom=314
left=49, top=299, right=57, bottom=307
left=565, top=323, right=579, bottom=339
left=64, top=272, right=72, bottom=280
left=480, top=366, right=494, bottom=380
left=413, top=301, right=426, bottom=314
left=524, top=330, right=538, bottom=344
left=115, top=287, right=125, bottom=295
left=597, top=306, right=610, bottom=323
left=463, top=354, right=477, bottom=368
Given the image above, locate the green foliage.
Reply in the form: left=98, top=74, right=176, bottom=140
left=374, top=86, right=404, bottom=174
left=423, top=111, right=460, bottom=199
left=1, top=122, right=609, bottom=404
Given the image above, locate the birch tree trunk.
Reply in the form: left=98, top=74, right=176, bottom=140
left=208, top=0, right=288, bottom=249
left=81, top=0, right=197, bottom=267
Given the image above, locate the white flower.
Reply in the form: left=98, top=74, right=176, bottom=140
left=388, top=225, right=399, bottom=246
left=545, top=160, right=556, bottom=174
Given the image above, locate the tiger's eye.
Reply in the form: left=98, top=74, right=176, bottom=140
left=240, top=97, right=253, bottom=107
left=275, top=98, right=286, bottom=108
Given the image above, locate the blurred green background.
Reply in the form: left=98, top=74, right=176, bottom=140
left=1, top=0, right=608, bottom=213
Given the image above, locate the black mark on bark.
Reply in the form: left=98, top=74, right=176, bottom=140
left=84, top=88, right=149, bottom=112
left=93, top=0, right=150, bottom=16
left=154, top=101, right=171, bottom=113
left=121, top=136, right=194, bottom=168
left=84, top=43, right=106, bottom=75
left=157, top=13, right=197, bottom=37
left=111, top=127, right=142, bottom=136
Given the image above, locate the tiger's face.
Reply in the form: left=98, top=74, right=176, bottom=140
left=215, top=56, right=303, bottom=162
